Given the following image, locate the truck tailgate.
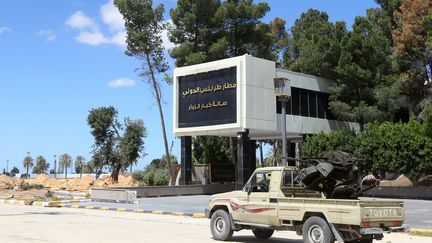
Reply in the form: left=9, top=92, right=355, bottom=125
left=359, top=200, right=404, bottom=224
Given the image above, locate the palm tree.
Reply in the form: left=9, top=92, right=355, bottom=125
left=75, top=156, right=86, bottom=178
left=59, top=154, right=72, bottom=178
left=34, top=155, right=48, bottom=174
left=23, top=155, right=34, bottom=176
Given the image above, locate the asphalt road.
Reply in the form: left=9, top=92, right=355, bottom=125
left=76, top=196, right=432, bottom=229
left=0, top=204, right=428, bottom=243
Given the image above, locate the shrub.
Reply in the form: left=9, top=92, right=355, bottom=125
left=153, top=169, right=170, bottom=186
left=357, top=119, right=432, bottom=178
left=19, top=182, right=44, bottom=191
left=300, top=130, right=358, bottom=158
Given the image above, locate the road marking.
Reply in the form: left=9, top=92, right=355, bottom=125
left=193, top=213, right=205, bottom=218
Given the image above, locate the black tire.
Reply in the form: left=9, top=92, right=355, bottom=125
left=302, top=216, right=335, bottom=243
left=359, top=238, right=373, bottom=243
left=252, top=228, right=274, bottom=239
left=210, top=209, right=234, bottom=241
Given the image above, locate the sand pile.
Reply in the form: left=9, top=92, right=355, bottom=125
left=66, top=175, right=94, bottom=191
left=117, top=174, right=133, bottom=187
left=380, top=174, right=413, bottom=187
left=0, top=174, right=16, bottom=190
left=42, top=178, right=68, bottom=190
left=93, top=175, right=111, bottom=187
left=92, top=174, right=135, bottom=188
left=33, top=174, right=49, bottom=184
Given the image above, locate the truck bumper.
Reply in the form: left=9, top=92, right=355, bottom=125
left=205, top=208, right=210, bottom=219
left=360, top=224, right=410, bottom=235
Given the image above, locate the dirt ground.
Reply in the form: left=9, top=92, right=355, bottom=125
left=0, top=173, right=135, bottom=202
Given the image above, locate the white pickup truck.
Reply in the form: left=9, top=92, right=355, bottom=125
left=206, top=166, right=409, bottom=243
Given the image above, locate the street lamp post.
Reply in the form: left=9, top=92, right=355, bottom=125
left=274, top=77, right=291, bottom=166
left=54, top=155, right=57, bottom=178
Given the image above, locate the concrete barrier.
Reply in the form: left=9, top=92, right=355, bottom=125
left=91, top=188, right=137, bottom=202
left=91, top=183, right=236, bottom=201
left=363, top=186, right=432, bottom=200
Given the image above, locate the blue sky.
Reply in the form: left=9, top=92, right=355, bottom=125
left=0, top=0, right=378, bottom=173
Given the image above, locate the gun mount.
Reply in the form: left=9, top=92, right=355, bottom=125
left=294, top=151, right=378, bottom=199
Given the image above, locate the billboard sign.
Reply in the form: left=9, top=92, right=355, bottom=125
left=178, top=67, right=237, bottom=128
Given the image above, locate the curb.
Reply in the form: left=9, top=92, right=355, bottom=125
left=0, top=199, right=26, bottom=205
left=409, top=228, right=432, bottom=237
left=32, top=199, right=91, bottom=207
left=0, top=199, right=90, bottom=207
left=53, top=203, right=206, bottom=219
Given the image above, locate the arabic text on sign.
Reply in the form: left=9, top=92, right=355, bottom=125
left=188, top=101, right=229, bottom=111
left=182, top=82, right=236, bottom=98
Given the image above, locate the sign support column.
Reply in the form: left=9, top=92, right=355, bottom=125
left=180, top=136, right=192, bottom=185
left=236, top=130, right=253, bottom=190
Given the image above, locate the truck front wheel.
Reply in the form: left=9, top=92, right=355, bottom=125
left=302, top=216, right=334, bottom=243
left=210, top=209, right=234, bottom=241
left=252, top=228, right=274, bottom=239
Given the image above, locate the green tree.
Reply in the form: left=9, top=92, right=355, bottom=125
left=375, top=0, right=402, bottom=28
left=10, top=166, right=19, bottom=176
left=87, top=106, right=147, bottom=182
left=32, top=156, right=49, bottom=174
left=213, top=0, right=272, bottom=59
left=192, top=136, right=230, bottom=165
left=59, top=154, right=72, bottom=178
left=330, top=15, right=394, bottom=129
left=168, top=0, right=221, bottom=66
left=75, top=156, right=86, bottom=178
left=23, top=155, right=33, bottom=176
left=284, top=9, right=346, bottom=80
left=115, top=0, right=173, bottom=179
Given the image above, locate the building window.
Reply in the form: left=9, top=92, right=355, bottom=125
left=309, top=91, right=317, bottom=118
left=300, top=89, right=309, bottom=117
left=291, top=88, right=300, bottom=116
left=276, top=87, right=335, bottom=120
left=317, top=93, right=326, bottom=119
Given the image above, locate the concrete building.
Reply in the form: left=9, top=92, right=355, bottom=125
left=173, top=55, right=359, bottom=188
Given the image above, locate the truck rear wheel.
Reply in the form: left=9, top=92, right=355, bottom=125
left=210, top=209, right=234, bottom=241
left=252, top=228, right=274, bottom=239
left=302, top=216, right=334, bottom=243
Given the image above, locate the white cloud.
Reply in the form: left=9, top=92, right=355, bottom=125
left=110, top=30, right=126, bottom=47
left=76, top=30, right=108, bottom=46
left=66, top=11, right=97, bottom=30
left=0, top=26, right=11, bottom=34
left=37, top=30, right=56, bottom=42
left=100, top=1, right=124, bottom=31
left=66, top=1, right=172, bottom=50
left=108, top=78, right=136, bottom=88
left=161, top=20, right=175, bottom=50
left=66, top=1, right=125, bottom=47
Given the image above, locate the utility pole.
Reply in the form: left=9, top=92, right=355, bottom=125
left=54, top=155, right=57, bottom=178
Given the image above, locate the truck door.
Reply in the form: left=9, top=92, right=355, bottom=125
left=239, top=171, right=272, bottom=225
